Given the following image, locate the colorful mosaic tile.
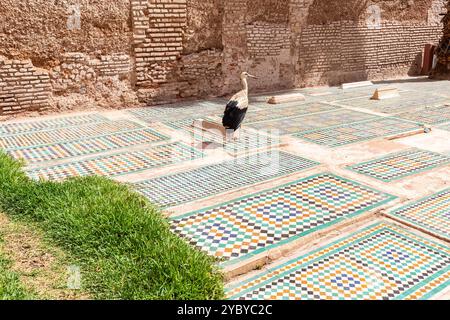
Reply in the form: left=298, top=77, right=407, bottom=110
left=294, top=117, right=423, bottom=147
left=27, top=142, right=203, bottom=180
left=324, top=89, right=376, bottom=102
left=337, top=92, right=449, bottom=114
left=238, top=102, right=340, bottom=124
left=396, top=105, right=450, bottom=125
left=201, top=131, right=279, bottom=155
left=171, top=174, right=396, bottom=266
left=248, top=93, right=318, bottom=105
left=227, top=223, right=450, bottom=300
left=429, top=86, right=450, bottom=99
left=135, top=151, right=319, bottom=208
left=164, top=117, right=203, bottom=131
left=248, top=95, right=306, bottom=106
left=300, top=86, right=375, bottom=101
left=387, top=189, right=450, bottom=241
left=300, top=87, right=341, bottom=95
left=0, top=120, right=144, bottom=150
left=348, top=149, right=450, bottom=182
left=9, top=128, right=169, bottom=164
left=439, top=123, right=450, bottom=131
left=128, top=100, right=226, bottom=122
left=303, top=85, right=406, bottom=103
left=165, top=119, right=280, bottom=155
left=0, top=114, right=106, bottom=136
left=247, top=109, right=379, bottom=135
left=399, top=82, right=450, bottom=99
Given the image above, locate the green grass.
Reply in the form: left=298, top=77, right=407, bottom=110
left=0, top=236, right=34, bottom=300
left=0, top=152, right=224, bottom=299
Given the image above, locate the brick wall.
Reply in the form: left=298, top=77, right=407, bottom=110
left=177, top=49, right=223, bottom=97
left=0, top=0, right=447, bottom=114
left=127, top=0, right=446, bottom=102
left=132, top=0, right=187, bottom=85
left=298, top=22, right=442, bottom=86
left=246, top=23, right=291, bottom=58
left=242, top=0, right=446, bottom=88
left=0, top=57, right=51, bottom=115
left=221, top=0, right=248, bottom=93
left=95, top=55, right=131, bottom=78
left=436, top=0, right=450, bottom=74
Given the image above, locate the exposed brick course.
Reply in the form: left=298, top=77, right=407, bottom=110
left=0, top=57, right=51, bottom=115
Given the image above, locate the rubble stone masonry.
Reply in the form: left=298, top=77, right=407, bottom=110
left=50, top=53, right=131, bottom=93
left=0, top=0, right=447, bottom=115
left=0, top=57, right=52, bottom=115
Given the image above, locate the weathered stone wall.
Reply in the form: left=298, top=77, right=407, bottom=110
left=217, top=0, right=444, bottom=93
left=246, top=23, right=291, bottom=59
left=436, top=0, right=450, bottom=75
left=50, top=53, right=131, bottom=93
left=0, top=57, right=52, bottom=115
left=131, top=0, right=224, bottom=103
left=0, top=0, right=136, bottom=116
left=0, top=0, right=447, bottom=115
left=297, top=22, right=442, bottom=86
left=0, top=0, right=132, bottom=67
left=249, top=0, right=445, bottom=89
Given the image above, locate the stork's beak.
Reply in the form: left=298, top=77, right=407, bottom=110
left=248, top=74, right=258, bottom=79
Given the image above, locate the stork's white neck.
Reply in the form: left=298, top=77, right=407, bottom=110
left=241, top=77, right=248, bottom=93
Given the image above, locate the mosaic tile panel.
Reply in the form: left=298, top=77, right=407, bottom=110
left=301, top=85, right=405, bottom=103
left=9, top=129, right=169, bottom=164
left=323, top=89, right=376, bottom=102
left=430, top=87, right=450, bottom=99
left=171, top=174, right=396, bottom=265
left=200, top=131, right=279, bottom=155
left=337, top=92, right=449, bottom=114
left=164, top=117, right=204, bottom=132
left=294, top=117, right=423, bottom=147
left=247, top=109, right=379, bottom=135
left=128, top=100, right=226, bottom=122
left=165, top=119, right=280, bottom=155
left=348, top=149, right=450, bottom=182
left=439, top=123, right=450, bottom=131
left=248, top=94, right=316, bottom=106
left=0, top=114, right=106, bottom=136
left=300, top=87, right=341, bottom=95
left=27, top=142, right=203, bottom=180
left=135, top=151, right=319, bottom=208
left=387, top=189, right=450, bottom=241
left=227, top=223, right=450, bottom=300
left=238, top=102, right=340, bottom=124
left=248, top=92, right=327, bottom=104
left=399, top=82, right=450, bottom=99
left=0, top=120, right=143, bottom=150
left=396, top=105, right=450, bottom=125
left=299, top=86, right=377, bottom=102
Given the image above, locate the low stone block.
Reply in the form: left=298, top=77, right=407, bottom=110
left=267, top=93, right=306, bottom=104
left=341, top=81, right=374, bottom=90
left=371, top=87, right=400, bottom=100
left=192, top=119, right=226, bottom=136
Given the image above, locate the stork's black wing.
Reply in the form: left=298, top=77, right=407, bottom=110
left=222, top=100, right=248, bottom=131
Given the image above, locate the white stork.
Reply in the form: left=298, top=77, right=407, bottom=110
left=222, top=72, right=257, bottom=139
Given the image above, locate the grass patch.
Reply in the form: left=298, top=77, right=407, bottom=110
left=0, top=213, right=89, bottom=300
left=0, top=152, right=224, bottom=299
left=0, top=234, right=34, bottom=300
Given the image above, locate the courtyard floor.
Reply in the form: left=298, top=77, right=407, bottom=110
left=1, top=77, right=449, bottom=300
